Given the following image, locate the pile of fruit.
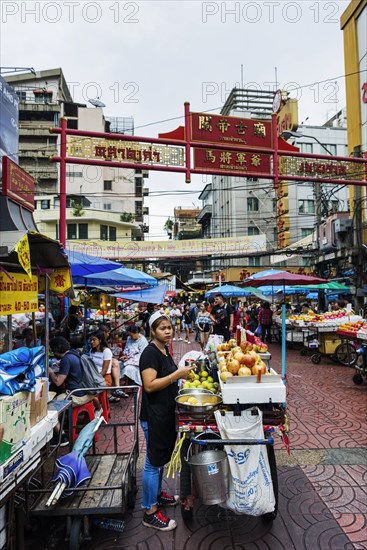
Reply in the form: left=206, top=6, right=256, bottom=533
left=217, top=340, right=271, bottom=383
left=338, top=320, right=366, bottom=333
left=182, top=370, right=220, bottom=393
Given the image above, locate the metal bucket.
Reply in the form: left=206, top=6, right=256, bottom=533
left=188, top=450, right=229, bottom=505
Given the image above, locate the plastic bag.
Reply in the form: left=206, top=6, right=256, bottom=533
left=254, top=326, right=261, bottom=337
left=214, top=408, right=275, bottom=516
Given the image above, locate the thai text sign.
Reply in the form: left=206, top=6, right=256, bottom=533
left=67, top=136, right=184, bottom=166
left=68, top=235, right=266, bottom=260
left=280, top=156, right=365, bottom=180
left=0, top=272, right=38, bottom=314
left=14, top=234, right=32, bottom=279
left=190, top=113, right=273, bottom=149
left=1, top=157, right=34, bottom=210
left=194, top=148, right=271, bottom=174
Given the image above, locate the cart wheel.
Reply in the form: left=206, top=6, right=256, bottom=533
left=335, top=343, right=358, bottom=367
left=262, top=445, right=278, bottom=522
left=181, top=506, right=193, bottom=522
left=180, top=438, right=193, bottom=523
left=127, top=475, right=138, bottom=509
left=311, top=353, right=321, bottom=364
left=69, top=518, right=83, bottom=550
left=352, top=374, right=364, bottom=385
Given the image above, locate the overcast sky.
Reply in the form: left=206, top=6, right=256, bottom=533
left=2, top=0, right=350, bottom=239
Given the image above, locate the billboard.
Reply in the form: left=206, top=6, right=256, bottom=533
left=0, top=76, right=19, bottom=172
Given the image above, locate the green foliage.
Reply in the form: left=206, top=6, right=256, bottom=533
left=120, top=212, right=135, bottom=223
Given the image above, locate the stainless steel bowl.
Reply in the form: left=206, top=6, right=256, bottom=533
left=178, top=388, right=214, bottom=396
left=175, top=392, right=222, bottom=413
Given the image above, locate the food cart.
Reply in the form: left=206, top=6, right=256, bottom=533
left=176, top=334, right=288, bottom=522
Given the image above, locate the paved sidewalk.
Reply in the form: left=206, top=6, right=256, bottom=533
left=26, top=335, right=367, bottom=549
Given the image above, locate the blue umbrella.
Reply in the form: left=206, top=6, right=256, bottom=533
left=66, top=249, right=123, bottom=280
left=48, top=417, right=104, bottom=505
left=113, top=284, right=167, bottom=304
left=81, top=266, right=157, bottom=287
left=205, top=284, right=251, bottom=298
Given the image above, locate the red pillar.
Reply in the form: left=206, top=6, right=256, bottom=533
left=272, top=112, right=279, bottom=187
left=184, top=102, right=191, bottom=183
left=59, top=117, right=67, bottom=247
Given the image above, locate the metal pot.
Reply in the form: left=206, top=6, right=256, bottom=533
left=175, top=392, right=222, bottom=413
left=178, top=388, right=214, bottom=396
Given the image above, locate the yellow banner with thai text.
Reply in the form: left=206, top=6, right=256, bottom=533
left=0, top=272, right=38, bottom=315
left=14, top=234, right=32, bottom=279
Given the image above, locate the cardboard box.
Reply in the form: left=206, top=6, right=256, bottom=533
left=30, top=379, right=48, bottom=428
left=0, top=391, right=31, bottom=464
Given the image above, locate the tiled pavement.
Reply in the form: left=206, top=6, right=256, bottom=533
left=25, top=335, right=367, bottom=549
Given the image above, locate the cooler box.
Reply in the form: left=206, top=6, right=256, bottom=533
left=219, top=368, right=286, bottom=404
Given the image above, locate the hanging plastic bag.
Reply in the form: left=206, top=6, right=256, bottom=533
left=214, top=408, right=275, bottom=516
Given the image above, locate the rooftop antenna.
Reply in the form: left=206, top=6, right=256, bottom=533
left=241, top=64, right=244, bottom=89
left=274, top=67, right=278, bottom=90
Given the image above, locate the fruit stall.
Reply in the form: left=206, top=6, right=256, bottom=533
left=283, top=309, right=366, bottom=365
left=336, top=321, right=367, bottom=384
left=174, top=330, right=288, bottom=523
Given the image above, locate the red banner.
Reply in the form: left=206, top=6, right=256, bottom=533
left=2, top=157, right=34, bottom=210
left=194, top=148, right=271, bottom=175
left=190, top=112, right=272, bottom=149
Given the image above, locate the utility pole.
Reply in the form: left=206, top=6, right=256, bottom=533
left=352, top=146, right=364, bottom=313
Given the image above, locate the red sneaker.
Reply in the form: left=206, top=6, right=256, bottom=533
left=142, top=509, right=177, bottom=531
left=157, top=491, right=179, bottom=506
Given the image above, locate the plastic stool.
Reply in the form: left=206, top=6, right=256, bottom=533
left=98, top=391, right=110, bottom=420
left=71, top=401, right=98, bottom=443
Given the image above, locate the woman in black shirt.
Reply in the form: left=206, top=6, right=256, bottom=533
left=139, top=312, right=195, bottom=532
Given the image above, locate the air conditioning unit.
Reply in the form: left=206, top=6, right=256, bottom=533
left=334, top=218, right=352, bottom=233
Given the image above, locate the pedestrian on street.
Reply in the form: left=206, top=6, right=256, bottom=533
left=139, top=312, right=196, bottom=531
left=210, top=293, right=234, bottom=342
left=258, top=302, right=273, bottom=344
left=196, top=302, right=213, bottom=350
left=183, top=304, right=193, bottom=343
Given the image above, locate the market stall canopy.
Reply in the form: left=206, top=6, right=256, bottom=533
left=66, top=249, right=124, bottom=281
left=241, top=271, right=328, bottom=287
left=80, top=266, right=158, bottom=288
left=112, top=284, right=168, bottom=304
left=0, top=230, right=69, bottom=271
left=205, top=284, right=252, bottom=297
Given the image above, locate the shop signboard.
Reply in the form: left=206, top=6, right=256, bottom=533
left=67, top=136, right=185, bottom=167
left=0, top=272, right=38, bottom=315
left=69, top=235, right=266, bottom=260
left=0, top=76, right=19, bottom=169
left=1, top=157, right=34, bottom=211
left=194, top=148, right=271, bottom=175
left=190, top=112, right=273, bottom=149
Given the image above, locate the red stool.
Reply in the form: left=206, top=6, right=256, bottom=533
left=98, top=391, right=110, bottom=420
left=71, top=401, right=98, bottom=443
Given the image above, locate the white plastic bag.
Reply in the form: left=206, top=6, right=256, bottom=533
left=214, top=408, right=275, bottom=516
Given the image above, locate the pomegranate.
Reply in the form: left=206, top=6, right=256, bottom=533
left=241, top=353, right=256, bottom=368
left=227, top=357, right=240, bottom=375
left=220, top=371, right=234, bottom=383
left=238, top=366, right=252, bottom=376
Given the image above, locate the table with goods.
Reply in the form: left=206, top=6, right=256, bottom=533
left=0, top=345, right=71, bottom=549
left=286, top=309, right=366, bottom=365
left=171, top=330, right=288, bottom=523
left=336, top=320, right=367, bottom=384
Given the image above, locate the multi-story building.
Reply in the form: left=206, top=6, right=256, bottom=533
left=197, top=88, right=349, bottom=280
left=5, top=69, right=148, bottom=244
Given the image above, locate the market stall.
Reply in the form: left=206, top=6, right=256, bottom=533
left=174, top=330, right=288, bottom=522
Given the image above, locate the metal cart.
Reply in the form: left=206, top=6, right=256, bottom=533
left=177, top=403, right=286, bottom=523
left=25, top=386, right=140, bottom=550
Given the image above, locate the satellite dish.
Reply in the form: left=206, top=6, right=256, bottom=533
left=88, top=98, right=106, bottom=108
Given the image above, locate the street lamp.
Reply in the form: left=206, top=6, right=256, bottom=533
left=280, top=130, right=336, bottom=226
left=280, top=130, right=334, bottom=156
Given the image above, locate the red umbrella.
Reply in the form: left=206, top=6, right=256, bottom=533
left=241, top=271, right=329, bottom=287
